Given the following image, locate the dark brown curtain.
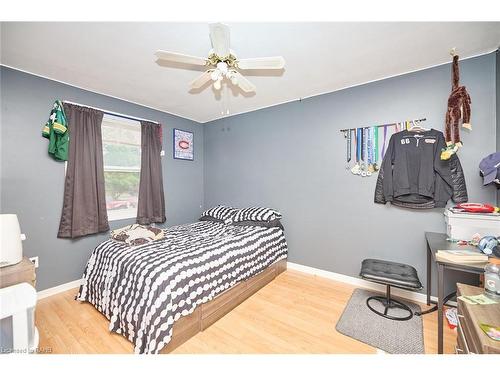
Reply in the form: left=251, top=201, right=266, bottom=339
left=137, top=121, right=166, bottom=225
left=58, top=103, right=109, bottom=238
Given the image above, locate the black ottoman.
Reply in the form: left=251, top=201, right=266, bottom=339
left=360, top=259, right=423, bottom=321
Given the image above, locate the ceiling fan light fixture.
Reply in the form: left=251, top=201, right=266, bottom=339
left=216, top=61, right=228, bottom=74
left=155, top=23, right=286, bottom=96
left=210, top=70, right=220, bottom=81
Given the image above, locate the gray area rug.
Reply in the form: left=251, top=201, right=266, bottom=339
left=335, top=288, right=424, bottom=354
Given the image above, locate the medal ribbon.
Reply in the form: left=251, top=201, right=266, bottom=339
left=346, top=129, right=352, bottom=163
left=381, top=125, right=388, bottom=159
left=367, top=127, right=373, bottom=165
left=361, top=128, right=365, bottom=162
left=356, top=128, right=362, bottom=163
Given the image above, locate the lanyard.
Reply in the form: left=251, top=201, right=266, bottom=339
left=381, top=125, right=388, bottom=159
left=362, top=127, right=369, bottom=176
left=356, top=128, right=362, bottom=163
left=346, top=129, right=352, bottom=163
left=361, top=128, right=366, bottom=162
left=352, top=129, right=357, bottom=163
left=367, top=127, right=374, bottom=165
left=373, top=126, right=378, bottom=164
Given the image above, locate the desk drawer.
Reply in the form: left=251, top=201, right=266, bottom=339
left=457, top=315, right=477, bottom=354
left=0, top=267, right=36, bottom=288
left=458, top=299, right=482, bottom=354
left=456, top=321, right=468, bottom=354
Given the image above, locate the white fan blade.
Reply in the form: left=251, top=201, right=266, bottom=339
left=209, top=23, right=230, bottom=58
left=190, top=70, right=213, bottom=89
left=232, top=71, right=256, bottom=93
left=155, top=50, right=207, bottom=66
left=237, top=56, right=285, bottom=70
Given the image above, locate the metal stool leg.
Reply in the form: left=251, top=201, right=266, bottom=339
left=366, top=285, right=414, bottom=321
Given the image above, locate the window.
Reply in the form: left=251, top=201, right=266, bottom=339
left=101, top=114, right=141, bottom=221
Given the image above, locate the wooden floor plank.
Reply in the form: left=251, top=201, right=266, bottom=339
left=35, top=269, right=456, bottom=354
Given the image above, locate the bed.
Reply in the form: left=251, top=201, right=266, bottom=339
left=76, top=220, right=288, bottom=354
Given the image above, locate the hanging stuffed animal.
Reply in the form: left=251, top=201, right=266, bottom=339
left=441, top=54, right=472, bottom=160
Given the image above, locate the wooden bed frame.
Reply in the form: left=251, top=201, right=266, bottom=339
left=160, top=259, right=287, bottom=353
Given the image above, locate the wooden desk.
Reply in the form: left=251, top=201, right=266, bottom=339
left=0, top=257, right=36, bottom=289
left=425, top=232, right=486, bottom=354
left=456, top=283, right=500, bottom=354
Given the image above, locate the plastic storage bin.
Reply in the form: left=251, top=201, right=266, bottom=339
left=0, top=282, right=38, bottom=354
left=444, top=209, right=500, bottom=241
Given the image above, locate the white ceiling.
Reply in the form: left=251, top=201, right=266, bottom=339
left=1, top=22, right=499, bottom=123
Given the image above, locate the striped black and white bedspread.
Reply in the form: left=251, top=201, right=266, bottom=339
left=76, top=221, right=288, bottom=354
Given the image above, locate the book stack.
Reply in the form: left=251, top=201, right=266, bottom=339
left=436, top=249, right=488, bottom=264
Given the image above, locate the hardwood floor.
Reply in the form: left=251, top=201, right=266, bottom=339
left=35, top=269, right=457, bottom=354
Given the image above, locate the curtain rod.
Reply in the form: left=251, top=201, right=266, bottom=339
left=63, top=100, right=160, bottom=125
left=339, top=118, right=426, bottom=133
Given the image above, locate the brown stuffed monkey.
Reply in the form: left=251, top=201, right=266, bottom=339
left=444, top=55, right=471, bottom=150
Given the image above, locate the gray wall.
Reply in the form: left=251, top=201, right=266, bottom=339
left=204, top=53, right=497, bottom=296
left=1, top=53, right=497, bottom=294
left=0, top=66, right=204, bottom=290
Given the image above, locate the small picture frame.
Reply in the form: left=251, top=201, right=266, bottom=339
left=173, top=128, right=194, bottom=161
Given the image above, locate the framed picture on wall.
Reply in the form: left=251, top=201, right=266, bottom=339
left=173, top=128, right=194, bottom=161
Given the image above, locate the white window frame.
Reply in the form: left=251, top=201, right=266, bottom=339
left=101, top=114, right=142, bottom=222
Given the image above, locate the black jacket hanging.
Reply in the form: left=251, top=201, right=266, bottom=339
left=374, top=129, right=468, bottom=208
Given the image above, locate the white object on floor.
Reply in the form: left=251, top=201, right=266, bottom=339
left=0, top=282, right=38, bottom=353
left=445, top=307, right=458, bottom=328
left=0, top=214, right=26, bottom=267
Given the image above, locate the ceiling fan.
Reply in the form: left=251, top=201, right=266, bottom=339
left=155, top=23, right=285, bottom=93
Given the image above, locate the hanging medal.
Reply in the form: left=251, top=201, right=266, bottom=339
left=373, top=126, right=379, bottom=171
left=365, top=127, right=372, bottom=176
left=345, top=129, right=352, bottom=170
left=367, top=127, right=373, bottom=175
left=381, top=125, right=388, bottom=160
left=361, top=127, right=367, bottom=177
left=368, top=129, right=371, bottom=175
left=351, top=128, right=361, bottom=175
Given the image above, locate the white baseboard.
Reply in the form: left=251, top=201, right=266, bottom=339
left=36, top=263, right=455, bottom=308
left=37, top=279, right=83, bottom=300
left=287, top=261, right=446, bottom=306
